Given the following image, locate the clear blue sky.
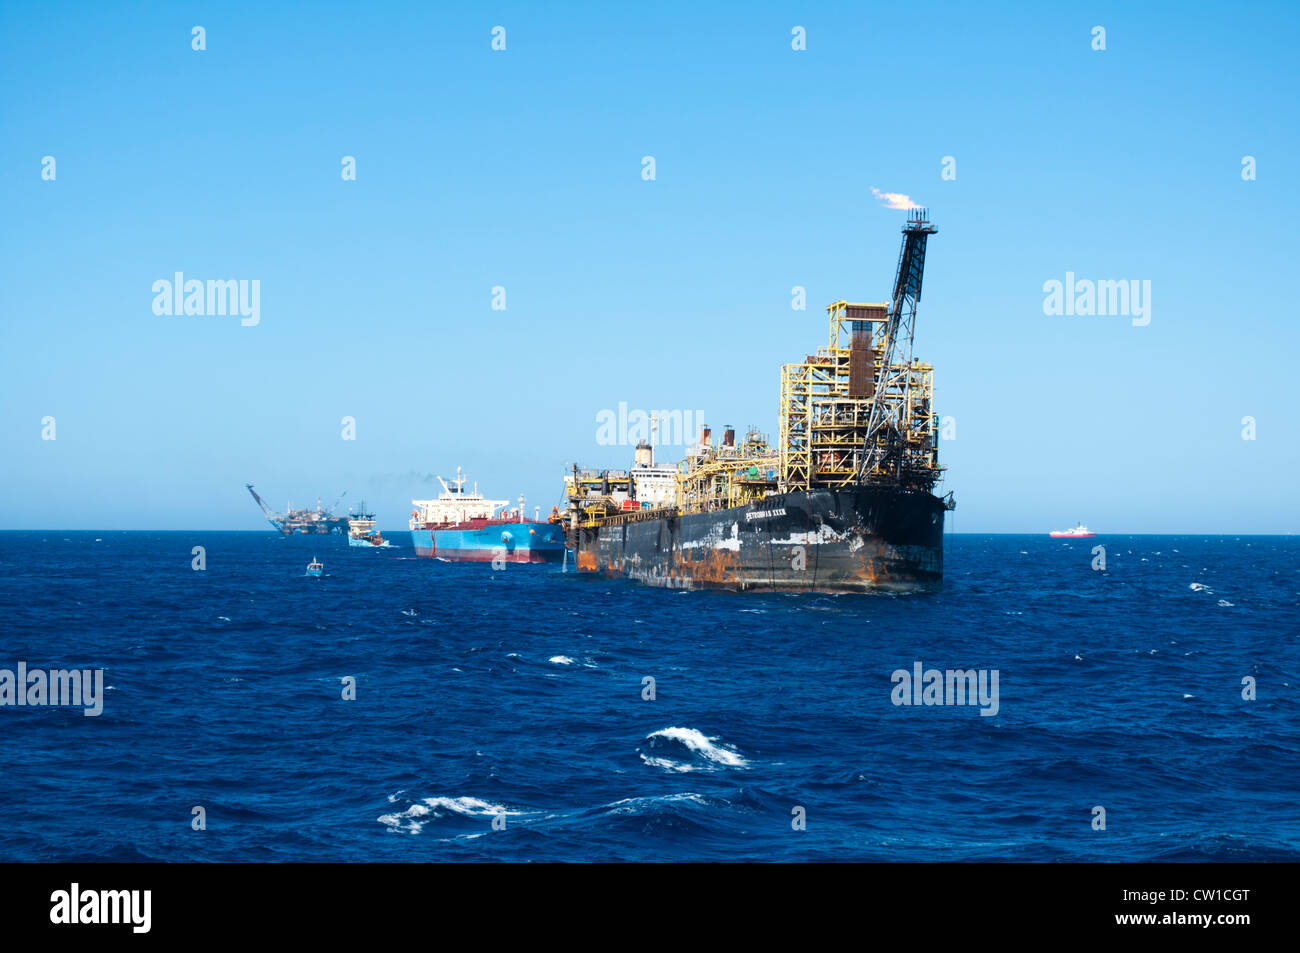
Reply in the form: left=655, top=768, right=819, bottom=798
left=2, top=1, right=1296, bottom=532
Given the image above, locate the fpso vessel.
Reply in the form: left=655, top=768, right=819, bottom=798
left=246, top=484, right=351, bottom=535
left=410, top=468, right=566, bottom=562
left=563, top=210, right=955, bottom=592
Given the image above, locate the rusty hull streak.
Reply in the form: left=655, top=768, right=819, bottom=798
left=850, top=540, right=893, bottom=587
left=671, top=547, right=744, bottom=588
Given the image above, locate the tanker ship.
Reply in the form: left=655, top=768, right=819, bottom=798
left=562, top=210, right=955, bottom=592
left=410, top=468, right=566, bottom=562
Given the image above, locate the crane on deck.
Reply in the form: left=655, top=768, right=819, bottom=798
left=855, top=209, right=938, bottom=486
left=245, top=484, right=274, bottom=517
left=245, top=483, right=352, bottom=534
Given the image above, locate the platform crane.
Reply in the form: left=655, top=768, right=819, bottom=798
left=856, top=209, right=937, bottom=484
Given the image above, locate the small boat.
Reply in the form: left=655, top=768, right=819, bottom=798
left=306, top=558, right=324, bottom=577
left=1050, top=523, right=1096, bottom=538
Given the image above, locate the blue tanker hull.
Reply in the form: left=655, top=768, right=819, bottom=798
left=410, top=521, right=566, bottom=562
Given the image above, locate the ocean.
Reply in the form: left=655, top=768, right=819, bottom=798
left=1, top=530, right=1296, bottom=861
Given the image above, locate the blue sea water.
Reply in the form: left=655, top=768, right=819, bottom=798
left=0, top=530, right=1296, bottom=862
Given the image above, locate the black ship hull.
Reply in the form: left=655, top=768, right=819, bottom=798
left=572, top=486, right=945, bottom=592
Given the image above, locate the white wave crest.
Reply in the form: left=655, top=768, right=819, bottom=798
left=643, top=726, right=749, bottom=770
left=378, top=795, right=521, bottom=834
left=422, top=796, right=516, bottom=817
left=605, top=793, right=707, bottom=813
left=639, top=755, right=697, bottom=772
left=377, top=802, right=431, bottom=834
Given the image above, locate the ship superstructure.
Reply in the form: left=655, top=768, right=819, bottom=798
left=562, top=210, right=954, bottom=591
left=1050, top=523, right=1096, bottom=538
left=411, top=470, right=506, bottom=527
left=347, top=502, right=392, bottom=548
left=410, top=468, right=565, bottom=562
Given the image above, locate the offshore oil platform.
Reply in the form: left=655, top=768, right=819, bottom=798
left=562, top=210, right=954, bottom=592
left=245, top=484, right=351, bottom=535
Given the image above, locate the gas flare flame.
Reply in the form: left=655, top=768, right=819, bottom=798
left=871, top=187, right=922, bottom=211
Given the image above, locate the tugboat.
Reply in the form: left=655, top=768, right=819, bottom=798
left=347, top=503, right=391, bottom=548
left=306, top=558, right=324, bottom=577
left=1049, top=523, right=1096, bottom=538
